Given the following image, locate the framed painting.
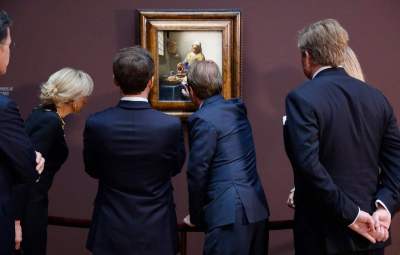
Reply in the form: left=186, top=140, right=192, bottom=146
left=139, top=10, right=241, bottom=118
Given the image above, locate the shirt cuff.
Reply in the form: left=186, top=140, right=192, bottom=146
left=348, top=207, right=361, bottom=226
left=375, top=200, right=391, bottom=218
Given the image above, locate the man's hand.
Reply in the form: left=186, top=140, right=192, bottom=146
left=348, top=210, right=376, bottom=243
left=287, top=188, right=295, bottom=209
left=183, top=214, right=196, bottom=227
left=372, top=207, right=391, bottom=242
left=15, top=220, right=22, bottom=250
left=35, top=151, right=45, bottom=174
left=181, top=84, right=190, bottom=99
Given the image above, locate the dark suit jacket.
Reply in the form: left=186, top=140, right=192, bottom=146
left=187, top=95, right=269, bottom=231
left=0, top=95, right=37, bottom=254
left=84, top=100, right=185, bottom=255
left=13, top=104, right=68, bottom=254
left=284, top=68, right=400, bottom=254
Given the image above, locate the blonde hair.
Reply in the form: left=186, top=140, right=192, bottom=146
left=40, top=68, right=94, bottom=105
left=298, top=19, right=349, bottom=67
left=342, top=47, right=365, bottom=82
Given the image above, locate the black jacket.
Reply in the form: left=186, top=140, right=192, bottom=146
left=26, top=105, right=68, bottom=194
left=13, top=105, right=68, bottom=255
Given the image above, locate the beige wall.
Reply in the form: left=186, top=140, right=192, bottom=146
left=170, top=31, right=223, bottom=70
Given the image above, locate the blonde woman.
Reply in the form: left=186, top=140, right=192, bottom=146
left=14, top=67, right=93, bottom=255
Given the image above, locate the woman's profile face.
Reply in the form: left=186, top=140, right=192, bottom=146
left=192, top=44, right=201, bottom=54
left=73, top=96, right=88, bottom=113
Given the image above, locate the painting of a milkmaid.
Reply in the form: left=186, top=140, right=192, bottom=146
left=158, top=31, right=222, bottom=101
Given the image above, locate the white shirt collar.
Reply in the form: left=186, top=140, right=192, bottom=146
left=312, top=66, right=333, bottom=79
left=120, top=96, right=148, bottom=103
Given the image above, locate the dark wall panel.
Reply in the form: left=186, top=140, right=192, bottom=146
left=1, top=0, right=399, bottom=254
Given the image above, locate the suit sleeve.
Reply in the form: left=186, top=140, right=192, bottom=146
left=377, top=98, right=400, bottom=215
left=83, top=117, right=99, bottom=179
left=171, top=122, right=186, bottom=177
left=0, top=99, right=37, bottom=183
left=285, top=92, right=359, bottom=225
left=187, top=116, right=217, bottom=226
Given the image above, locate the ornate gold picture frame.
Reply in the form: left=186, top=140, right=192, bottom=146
left=139, top=10, right=241, bottom=118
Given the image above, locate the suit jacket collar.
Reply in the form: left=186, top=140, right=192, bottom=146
left=314, top=67, right=348, bottom=79
left=117, top=100, right=151, bottom=110
left=201, top=94, right=224, bottom=109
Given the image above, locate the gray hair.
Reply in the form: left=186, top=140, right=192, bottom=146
left=187, top=60, right=222, bottom=100
left=298, top=19, right=349, bottom=67
left=40, top=67, right=94, bottom=105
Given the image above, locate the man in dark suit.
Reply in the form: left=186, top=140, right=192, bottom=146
left=183, top=60, right=269, bottom=255
left=284, top=19, right=400, bottom=255
left=84, top=46, right=185, bottom=255
left=0, top=10, right=43, bottom=254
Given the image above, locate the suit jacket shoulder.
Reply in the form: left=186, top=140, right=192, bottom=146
left=25, top=107, right=66, bottom=153
left=27, top=109, right=62, bottom=130
left=86, top=106, right=116, bottom=125
left=148, top=107, right=182, bottom=128
left=88, top=105, right=181, bottom=131
left=189, top=97, right=247, bottom=130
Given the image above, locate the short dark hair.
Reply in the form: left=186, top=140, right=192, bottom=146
left=113, top=46, right=154, bottom=95
left=0, top=10, right=12, bottom=43
left=187, top=60, right=222, bottom=100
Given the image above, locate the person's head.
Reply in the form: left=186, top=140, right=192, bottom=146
left=342, top=46, right=365, bottom=82
left=0, top=10, right=12, bottom=75
left=298, top=19, right=349, bottom=79
left=192, top=42, right=202, bottom=54
left=113, top=46, right=154, bottom=96
left=187, top=60, right=222, bottom=106
left=40, top=68, right=94, bottom=114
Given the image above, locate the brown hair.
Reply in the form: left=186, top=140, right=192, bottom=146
left=0, top=10, right=11, bottom=43
left=113, top=46, right=154, bottom=94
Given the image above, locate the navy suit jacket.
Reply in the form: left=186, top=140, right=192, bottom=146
left=284, top=68, right=400, bottom=254
left=0, top=95, right=37, bottom=254
left=187, top=95, right=269, bottom=230
left=84, top=100, right=185, bottom=255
